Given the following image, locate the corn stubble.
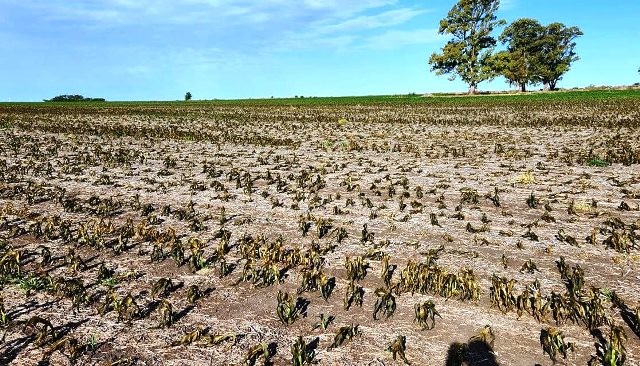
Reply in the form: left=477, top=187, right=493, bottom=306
left=328, top=324, right=360, bottom=350
left=244, top=342, right=272, bottom=366
left=291, top=336, right=316, bottom=366
left=387, top=335, right=410, bottom=364
left=373, top=287, right=396, bottom=320
left=1, top=95, right=640, bottom=365
left=414, top=300, right=441, bottom=330
left=277, top=290, right=299, bottom=326
left=540, top=327, right=574, bottom=363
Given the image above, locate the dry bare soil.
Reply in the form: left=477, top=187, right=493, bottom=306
left=1, top=94, right=639, bottom=366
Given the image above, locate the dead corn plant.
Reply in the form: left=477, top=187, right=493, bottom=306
left=319, top=273, right=335, bottom=301
left=414, top=300, right=441, bottom=330
left=0, top=247, right=21, bottom=280
left=156, top=299, right=174, bottom=328
left=171, top=326, right=211, bottom=346
left=42, top=337, right=83, bottom=364
left=380, top=254, right=395, bottom=288
left=540, top=327, right=574, bottom=363
left=501, top=254, right=509, bottom=269
left=291, top=336, right=316, bottom=366
left=62, top=278, right=89, bottom=311
left=460, top=188, right=479, bottom=205
left=373, top=287, right=396, bottom=320
left=602, top=324, right=627, bottom=366
left=277, top=290, right=299, bottom=326
left=345, top=256, right=369, bottom=281
left=469, top=325, right=495, bottom=350
left=527, top=192, right=539, bottom=208
left=556, top=229, right=579, bottom=246
left=520, top=259, right=539, bottom=274
left=186, top=284, right=203, bottom=304
left=244, top=342, right=272, bottom=366
left=344, top=281, right=364, bottom=310
left=328, top=324, right=360, bottom=350
left=23, top=315, right=56, bottom=346
left=386, top=335, right=410, bottom=364
left=188, top=238, right=207, bottom=272
left=489, top=275, right=517, bottom=314
left=457, top=268, right=481, bottom=301
left=312, top=313, right=334, bottom=330
left=515, top=280, right=546, bottom=321
left=118, top=292, right=140, bottom=324
left=297, top=269, right=320, bottom=294
left=151, top=278, right=173, bottom=299
left=604, top=230, right=634, bottom=253
left=0, top=296, right=9, bottom=328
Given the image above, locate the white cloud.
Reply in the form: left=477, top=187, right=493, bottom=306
left=270, top=5, right=432, bottom=51
left=315, top=8, right=429, bottom=34
left=6, top=0, right=440, bottom=53
left=361, top=28, right=444, bottom=49
left=310, top=35, right=360, bottom=49
left=302, top=0, right=396, bottom=12
left=500, top=0, right=517, bottom=10
left=15, top=0, right=400, bottom=26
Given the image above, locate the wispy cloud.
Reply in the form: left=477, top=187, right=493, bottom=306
left=500, top=0, right=517, bottom=11
left=6, top=0, right=429, bottom=51
left=301, top=0, right=397, bottom=14
left=314, top=8, right=429, bottom=34
left=361, top=28, right=444, bottom=49
left=12, top=1, right=401, bottom=26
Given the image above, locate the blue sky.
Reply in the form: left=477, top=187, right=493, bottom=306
left=1, top=0, right=639, bottom=101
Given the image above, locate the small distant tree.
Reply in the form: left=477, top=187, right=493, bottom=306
left=185, top=92, right=192, bottom=101
left=428, top=0, right=506, bottom=94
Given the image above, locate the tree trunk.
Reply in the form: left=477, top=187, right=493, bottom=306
left=468, top=84, right=477, bottom=95
left=549, top=81, right=557, bottom=91
left=520, top=83, right=526, bottom=92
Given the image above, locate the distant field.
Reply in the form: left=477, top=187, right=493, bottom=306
left=3, top=88, right=640, bottom=107
left=1, top=90, right=639, bottom=365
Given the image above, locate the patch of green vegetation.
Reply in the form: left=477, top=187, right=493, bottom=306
left=15, top=274, right=49, bottom=293
left=99, top=277, right=119, bottom=288
left=586, top=156, right=609, bottom=167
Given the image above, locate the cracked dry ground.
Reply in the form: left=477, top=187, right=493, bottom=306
left=0, top=98, right=639, bottom=366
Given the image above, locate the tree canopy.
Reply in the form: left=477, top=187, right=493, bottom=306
left=491, top=18, right=545, bottom=92
left=429, top=1, right=582, bottom=93
left=491, top=20, right=582, bottom=91
left=44, top=95, right=105, bottom=102
left=535, top=23, right=583, bottom=90
left=429, top=0, right=505, bottom=94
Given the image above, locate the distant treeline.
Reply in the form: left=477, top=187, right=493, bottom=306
left=44, top=95, right=106, bottom=102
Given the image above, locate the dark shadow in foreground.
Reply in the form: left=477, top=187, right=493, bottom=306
left=445, top=340, right=499, bottom=366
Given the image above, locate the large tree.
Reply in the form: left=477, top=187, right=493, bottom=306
left=492, top=18, right=545, bottom=92
left=536, top=23, right=583, bottom=91
left=491, top=20, right=582, bottom=91
left=429, top=0, right=505, bottom=94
